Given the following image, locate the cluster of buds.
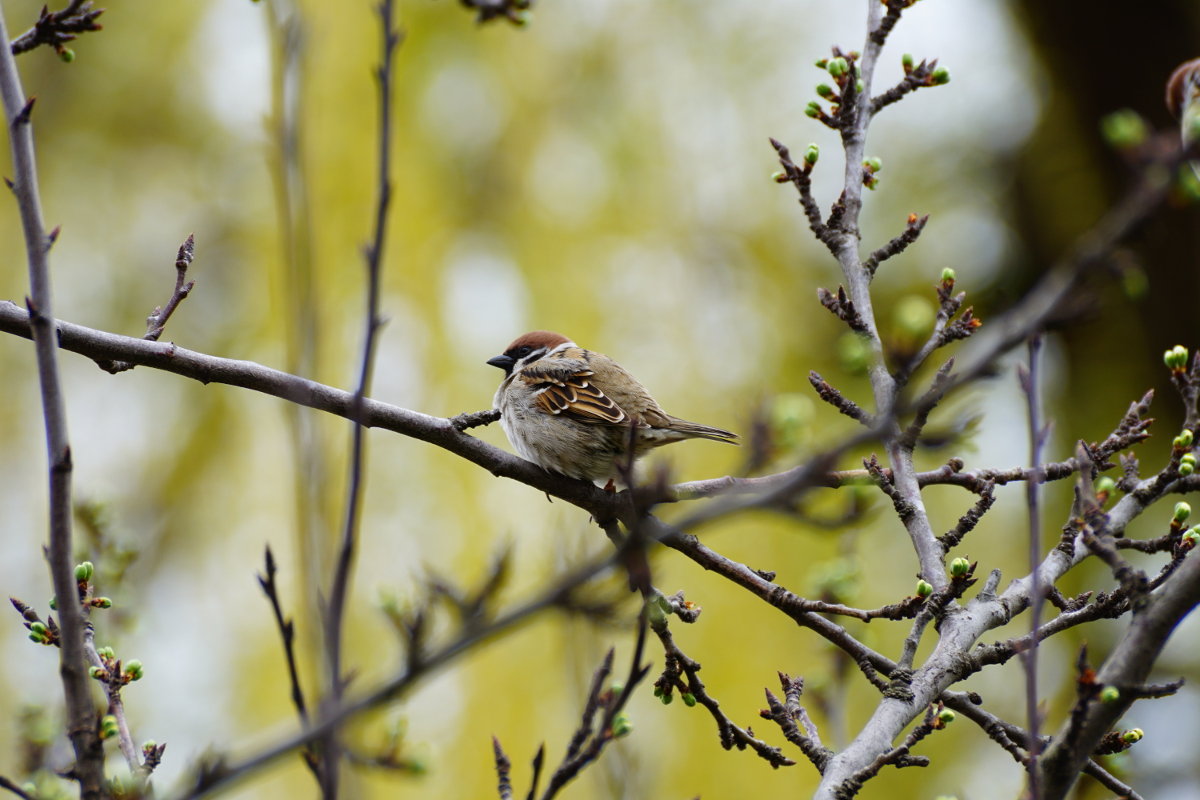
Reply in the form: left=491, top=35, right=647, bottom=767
left=931, top=704, right=955, bottom=729
left=73, top=560, right=112, bottom=608
left=1094, top=475, right=1117, bottom=504
left=948, top=557, right=972, bottom=580
left=862, top=156, right=883, bottom=190
left=772, top=144, right=820, bottom=184
left=900, top=52, right=950, bottom=85
left=653, top=679, right=696, bottom=708
left=1164, top=344, right=1190, bottom=372
left=1181, top=452, right=1196, bottom=477
left=89, top=647, right=145, bottom=685
left=915, top=579, right=934, bottom=599
left=807, top=53, right=862, bottom=125
left=27, top=621, right=52, bottom=645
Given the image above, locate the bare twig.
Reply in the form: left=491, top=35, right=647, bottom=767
left=98, top=234, right=197, bottom=374
left=0, top=8, right=104, bottom=797
left=9, top=1, right=103, bottom=57
left=321, top=3, right=402, bottom=795
left=256, top=545, right=318, bottom=778
left=1019, top=336, right=1048, bottom=800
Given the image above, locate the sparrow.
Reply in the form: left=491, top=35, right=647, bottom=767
left=487, top=331, right=737, bottom=483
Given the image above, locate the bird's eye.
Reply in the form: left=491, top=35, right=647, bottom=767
left=516, top=345, right=532, bottom=357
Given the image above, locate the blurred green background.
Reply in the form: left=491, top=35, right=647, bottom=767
left=2, top=0, right=1199, bottom=797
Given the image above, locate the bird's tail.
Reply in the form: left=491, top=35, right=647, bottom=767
left=667, top=416, right=739, bottom=444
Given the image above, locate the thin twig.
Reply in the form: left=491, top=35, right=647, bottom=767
left=321, top=3, right=402, bottom=796
left=1020, top=335, right=1048, bottom=800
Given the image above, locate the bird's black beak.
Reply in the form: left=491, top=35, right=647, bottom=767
left=486, top=354, right=515, bottom=375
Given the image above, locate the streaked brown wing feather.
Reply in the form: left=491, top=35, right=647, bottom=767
left=523, top=369, right=628, bottom=425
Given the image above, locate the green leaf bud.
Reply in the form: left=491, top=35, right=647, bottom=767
left=949, top=558, right=970, bottom=578
left=1174, top=502, right=1192, bottom=523
left=1122, top=728, right=1143, bottom=743
left=855, top=79, right=864, bottom=94
left=93, top=597, right=112, bottom=609
left=89, top=666, right=105, bottom=679
left=916, top=579, right=933, bottom=598
left=74, top=561, right=94, bottom=582
left=937, top=709, right=956, bottom=725
left=771, top=170, right=787, bottom=183
left=931, top=67, right=950, bottom=85
left=1100, top=686, right=1120, bottom=704
left=681, top=692, right=697, bottom=707
left=1094, top=476, right=1116, bottom=497
left=659, top=691, right=673, bottom=705
left=1181, top=460, right=1196, bottom=477
left=1182, top=530, right=1199, bottom=548
left=29, top=631, right=45, bottom=643
left=100, top=715, right=119, bottom=736
left=863, top=156, right=882, bottom=173
left=1179, top=429, right=1195, bottom=448
left=125, top=660, right=144, bottom=680
left=827, top=57, right=849, bottom=78
left=58, top=48, right=75, bottom=63
left=1100, top=108, right=1149, bottom=149
left=29, top=621, right=47, bottom=635
left=901, top=53, right=914, bottom=70
left=804, top=144, right=820, bottom=165
left=816, top=83, right=835, bottom=99
left=805, top=101, right=821, bottom=118
left=98, top=646, right=114, bottom=660
left=814, top=58, right=828, bottom=70
left=611, top=711, right=633, bottom=738
left=49, top=595, right=57, bottom=610
left=940, top=268, right=956, bottom=282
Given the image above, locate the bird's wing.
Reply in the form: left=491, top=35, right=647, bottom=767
left=519, top=352, right=629, bottom=425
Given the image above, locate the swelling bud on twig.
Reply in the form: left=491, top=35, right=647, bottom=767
left=1100, top=109, right=1149, bottom=149
left=804, top=144, right=820, bottom=165
left=940, top=268, right=956, bottom=283
left=1175, top=429, right=1194, bottom=448
left=610, top=711, right=633, bottom=738
left=1163, top=344, right=1189, bottom=371
left=805, top=101, right=822, bottom=118
left=931, top=67, right=950, bottom=85
left=100, top=715, right=120, bottom=740
left=681, top=692, right=697, bottom=707
left=1100, top=686, right=1120, bottom=704
left=827, top=57, right=849, bottom=78
left=1094, top=476, right=1116, bottom=501
left=901, top=53, right=914, bottom=72
left=949, top=558, right=970, bottom=578
left=1174, top=502, right=1191, bottom=524
left=916, top=579, right=933, bottom=598
left=124, top=659, right=144, bottom=681
left=74, top=561, right=94, bottom=582
left=1181, top=530, right=1199, bottom=550
left=817, top=83, right=835, bottom=99
left=1122, top=728, right=1144, bottom=744
left=1180, top=453, right=1196, bottom=476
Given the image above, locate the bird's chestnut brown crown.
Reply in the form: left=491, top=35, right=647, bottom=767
left=486, top=330, right=572, bottom=375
